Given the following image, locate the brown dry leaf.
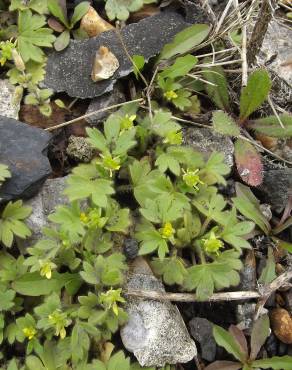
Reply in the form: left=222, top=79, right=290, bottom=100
left=91, top=46, right=119, bottom=82
left=129, top=4, right=160, bottom=22
left=270, top=308, right=292, bottom=344
left=80, top=6, right=113, bottom=38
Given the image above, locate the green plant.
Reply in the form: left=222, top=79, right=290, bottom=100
left=206, top=315, right=292, bottom=369
left=9, top=0, right=48, bottom=14
left=47, top=0, right=90, bottom=51
left=207, top=68, right=292, bottom=187
left=104, top=0, right=157, bottom=21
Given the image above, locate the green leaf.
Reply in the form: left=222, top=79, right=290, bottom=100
left=0, top=164, right=11, bottom=186
left=159, top=54, right=198, bottom=79
left=86, top=127, right=108, bottom=153
left=106, top=208, right=130, bottom=232
left=48, top=0, right=69, bottom=28
left=213, top=325, right=246, bottom=362
left=248, top=114, right=292, bottom=138
left=233, top=182, right=270, bottom=234
left=252, top=356, right=292, bottom=369
left=199, top=152, right=230, bottom=186
left=151, top=257, right=187, bottom=285
left=212, top=111, right=240, bottom=137
left=17, top=10, right=56, bottom=63
left=202, top=65, right=230, bottom=111
left=107, top=351, right=130, bottom=370
left=136, top=223, right=169, bottom=259
left=234, top=138, right=263, bottom=186
left=250, top=314, right=270, bottom=360
left=259, top=247, right=276, bottom=284
left=0, top=200, right=31, bottom=247
left=132, top=54, right=145, bottom=79
left=71, top=2, right=90, bottom=26
left=10, top=0, right=48, bottom=14
left=12, top=272, right=80, bottom=296
left=105, top=0, right=144, bottom=21
left=160, top=24, right=210, bottom=60
left=205, top=361, right=242, bottom=370
left=54, top=29, right=70, bottom=51
left=184, top=250, right=242, bottom=300
left=239, top=69, right=272, bottom=122
left=220, top=208, right=254, bottom=250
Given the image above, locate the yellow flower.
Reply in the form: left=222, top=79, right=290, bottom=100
left=23, top=327, right=37, bottom=340
left=101, top=154, right=121, bottom=176
left=80, top=212, right=89, bottom=223
left=202, top=231, right=224, bottom=255
left=164, top=90, right=178, bottom=101
left=159, top=222, right=175, bottom=239
left=39, top=260, right=56, bottom=279
left=182, top=169, right=204, bottom=190
left=120, top=114, right=136, bottom=130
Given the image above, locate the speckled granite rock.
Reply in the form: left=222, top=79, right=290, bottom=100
left=0, top=80, right=21, bottom=119
left=45, top=12, right=193, bottom=98
left=121, top=258, right=197, bottom=367
left=183, top=126, right=234, bottom=167
left=0, top=116, right=51, bottom=203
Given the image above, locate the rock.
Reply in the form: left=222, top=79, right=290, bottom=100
left=123, top=238, right=139, bottom=260
left=270, top=308, right=292, bottom=344
left=239, top=250, right=257, bottom=291
left=85, top=84, right=125, bottom=125
left=189, top=317, right=216, bottom=362
left=236, top=303, right=256, bottom=331
left=66, top=135, right=94, bottom=162
left=260, top=167, right=292, bottom=213
left=0, top=80, right=21, bottom=119
left=45, top=12, right=194, bottom=98
left=19, top=177, right=69, bottom=245
left=121, top=258, right=197, bottom=367
left=183, top=127, right=234, bottom=167
left=184, top=0, right=212, bottom=23
left=258, top=20, right=292, bottom=87
left=80, top=6, right=113, bottom=38
left=0, top=116, right=52, bottom=203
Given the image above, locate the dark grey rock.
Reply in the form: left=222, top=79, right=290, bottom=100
left=189, top=317, right=216, bottom=362
left=123, top=238, right=139, bottom=260
left=0, top=116, right=52, bottom=203
left=183, top=127, right=234, bottom=167
left=260, top=168, right=292, bottom=213
left=121, top=257, right=197, bottom=367
left=85, top=84, right=125, bottom=125
left=184, top=0, right=211, bottom=23
left=45, top=12, right=193, bottom=98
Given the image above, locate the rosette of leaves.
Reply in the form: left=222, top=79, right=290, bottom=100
left=206, top=315, right=292, bottom=369
left=47, top=0, right=90, bottom=51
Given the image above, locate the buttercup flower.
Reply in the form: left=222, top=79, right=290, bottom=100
left=159, top=222, right=175, bottom=240
left=182, top=169, right=204, bottom=190
left=164, top=90, right=178, bottom=101
left=39, top=260, right=57, bottom=279
left=23, top=327, right=37, bottom=340
left=202, top=231, right=224, bottom=255
left=120, top=114, right=136, bottom=130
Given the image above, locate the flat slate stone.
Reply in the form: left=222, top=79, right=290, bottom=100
left=45, top=12, right=192, bottom=98
left=0, top=116, right=52, bottom=203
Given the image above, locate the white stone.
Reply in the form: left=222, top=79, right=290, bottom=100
left=121, top=258, right=197, bottom=367
left=0, top=80, right=21, bottom=119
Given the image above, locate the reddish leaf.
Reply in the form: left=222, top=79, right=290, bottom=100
left=205, top=361, right=242, bottom=370
left=250, top=314, right=270, bottom=360
left=229, top=325, right=248, bottom=358
left=48, top=17, right=65, bottom=32
left=234, top=138, right=263, bottom=186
